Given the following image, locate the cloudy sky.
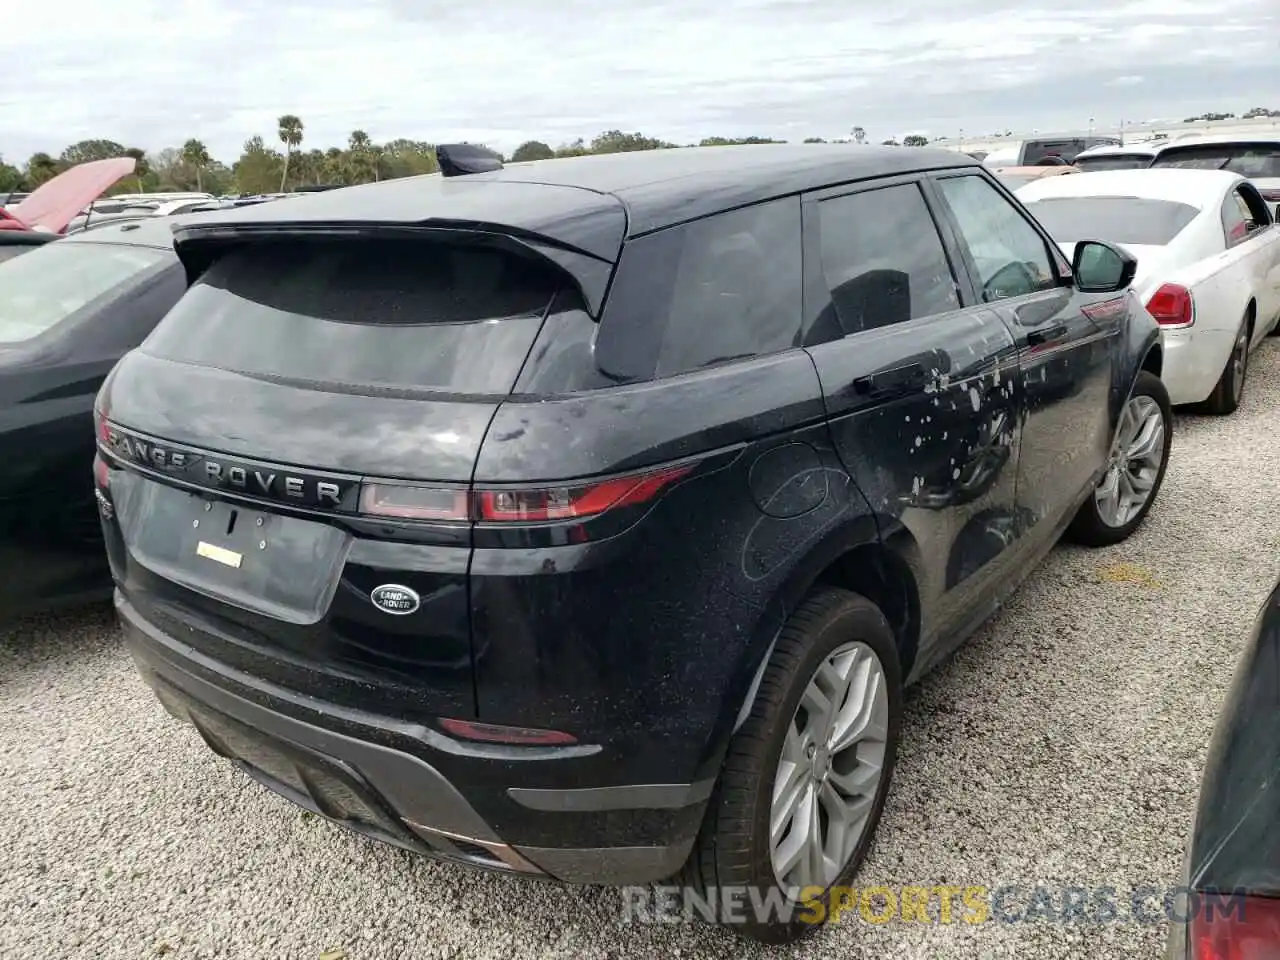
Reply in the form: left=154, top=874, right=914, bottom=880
left=0, top=0, right=1275, bottom=163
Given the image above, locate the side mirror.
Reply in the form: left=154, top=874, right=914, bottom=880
left=1072, top=239, right=1138, bottom=293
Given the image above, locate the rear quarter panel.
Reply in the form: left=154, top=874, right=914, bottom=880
left=470, top=351, right=883, bottom=787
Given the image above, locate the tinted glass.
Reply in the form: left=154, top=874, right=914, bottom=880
left=816, top=184, right=959, bottom=334
left=1022, top=197, right=1200, bottom=245
left=595, top=198, right=802, bottom=380
left=143, top=240, right=558, bottom=393
left=936, top=175, right=1057, bottom=302
left=0, top=240, right=169, bottom=344
left=1222, top=191, right=1250, bottom=246
left=1072, top=155, right=1155, bottom=172
left=1152, top=144, right=1280, bottom=178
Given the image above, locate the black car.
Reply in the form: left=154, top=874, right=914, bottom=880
left=1165, top=581, right=1280, bottom=959
left=96, top=143, right=1170, bottom=942
left=1, top=219, right=185, bottom=618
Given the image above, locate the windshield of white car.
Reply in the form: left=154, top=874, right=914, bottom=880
left=1072, top=155, right=1154, bottom=172
left=0, top=241, right=169, bottom=344
left=1022, top=196, right=1201, bottom=246
left=1150, top=144, right=1280, bottom=178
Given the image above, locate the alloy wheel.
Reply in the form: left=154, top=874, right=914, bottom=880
left=769, top=641, right=888, bottom=893
left=1094, top=394, right=1165, bottom=528
left=1231, top=328, right=1249, bottom=405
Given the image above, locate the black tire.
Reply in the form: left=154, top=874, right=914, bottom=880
left=678, top=588, right=902, bottom=944
left=1203, top=317, right=1251, bottom=415
left=1066, top=370, right=1172, bottom=547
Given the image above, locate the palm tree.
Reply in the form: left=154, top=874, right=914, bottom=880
left=348, top=130, right=382, bottom=183
left=277, top=114, right=304, bottom=191
left=124, top=148, right=149, bottom=192
left=181, top=139, right=211, bottom=192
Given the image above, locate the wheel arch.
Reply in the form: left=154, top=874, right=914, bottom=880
left=704, top=512, right=923, bottom=783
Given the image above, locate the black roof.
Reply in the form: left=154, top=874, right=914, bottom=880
left=174, top=144, right=979, bottom=261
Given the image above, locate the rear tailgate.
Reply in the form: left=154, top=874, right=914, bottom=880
left=98, top=225, right=618, bottom=720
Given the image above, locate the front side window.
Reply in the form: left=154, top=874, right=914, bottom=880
left=595, top=198, right=803, bottom=380
left=936, top=175, right=1058, bottom=302
left=0, top=240, right=169, bottom=344
left=814, top=183, right=960, bottom=335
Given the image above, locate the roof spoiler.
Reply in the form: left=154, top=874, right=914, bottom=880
left=436, top=143, right=504, bottom=177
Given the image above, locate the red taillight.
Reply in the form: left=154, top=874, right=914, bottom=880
left=476, top=465, right=693, bottom=522
left=359, top=464, right=693, bottom=524
left=1147, top=283, right=1194, bottom=327
left=93, top=454, right=109, bottom=489
left=438, top=718, right=578, bottom=746
left=94, top=407, right=110, bottom=445
left=1191, top=893, right=1280, bottom=960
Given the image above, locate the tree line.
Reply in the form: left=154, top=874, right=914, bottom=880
left=5, top=103, right=1273, bottom=197
left=0, top=115, right=938, bottom=197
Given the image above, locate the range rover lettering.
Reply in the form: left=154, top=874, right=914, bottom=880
left=96, top=143, right=1171, bottom=942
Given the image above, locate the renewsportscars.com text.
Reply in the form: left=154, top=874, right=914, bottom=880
left=620, top=884, right=1248, bottom=926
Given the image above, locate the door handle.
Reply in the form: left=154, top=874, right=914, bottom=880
left=852, top=361, right=928, bottom=396
left=1026, top=324, right=1068, bottom=347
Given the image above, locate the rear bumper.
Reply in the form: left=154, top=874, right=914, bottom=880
left=116, top=591, right=702, bottom=885
left=1160, top=327, right=1234, bottom=406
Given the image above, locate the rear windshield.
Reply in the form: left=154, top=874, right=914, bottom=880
left=0, top=240, right=169, bottom=344
left=1151, top=144, right=1280, bottom=178
left=1022, top=196, right=1200, bottom=245
left=143, top=240, right=559, bottom=394
left=1023, top=138, right=1117, bottom=164
left=1072, top=154, right=1154, bottom=172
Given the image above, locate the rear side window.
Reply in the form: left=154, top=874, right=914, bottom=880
left=143, top=240, right=559, bottom=394
left=814, top=183, right=959, bottom=335
left=594, top=198, right=802, bottom=381
left=1021, top=197, right=1200, bottom=246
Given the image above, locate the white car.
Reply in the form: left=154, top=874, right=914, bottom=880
left=1149, top=133, right=1280, bottom=204
left=1072, top=144, right=1158, bottom=172
left=1017, top=168, right=1280, bottom=413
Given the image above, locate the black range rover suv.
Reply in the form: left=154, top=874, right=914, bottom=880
left=96, top=143, right=1170, bottom=941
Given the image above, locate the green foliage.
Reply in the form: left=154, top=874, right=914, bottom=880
left=24, top=153, right=60, bottom=186
left=881, top=139, right=900, bottom=146
left=903, top=134, right=929, bottom=147
left=59, top=139, right=128, bottom=166
left=0, top=156, right=22, bottom=192
left=803, top=137, right=827, bottom=143
left=1242, top=106, right=1280, bottom=119
left=511, top=140, right=554, bottom=163
left=590, top=129, right=677, bottom=153
left=234, top=135, right=284, bottom=195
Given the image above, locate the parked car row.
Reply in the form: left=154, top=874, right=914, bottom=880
left=3, top=138, right=1275, bottom=950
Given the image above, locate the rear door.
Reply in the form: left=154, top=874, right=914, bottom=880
left=98, top=235, right=570, bottom=719
left=927, top=170, right=1119, bottom=538
left=800, top=175, right=1025, bottom=664
left=1225, top=182, right=1280, bottom=336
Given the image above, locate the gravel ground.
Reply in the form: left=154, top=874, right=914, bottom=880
left=5, top=343, right=1280, bottom=960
